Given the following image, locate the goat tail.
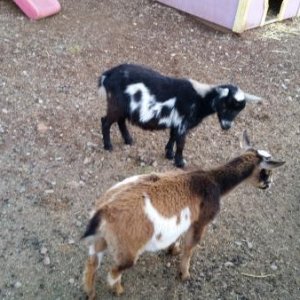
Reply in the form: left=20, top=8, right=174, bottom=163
left=82, top=210, right=102, bottom=239
left=98, top=74, right=107, bottom=100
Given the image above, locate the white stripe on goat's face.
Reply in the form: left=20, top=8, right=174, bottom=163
left=125, top=83, right=182, bottom=126
left=143, top=194, right=191, bottom=252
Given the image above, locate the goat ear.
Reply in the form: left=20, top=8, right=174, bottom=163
left=260, top=160, right=286, bottom=169
left=244, top=93, right=263, bottom=103
left=240, top=130, right=251, bottom=150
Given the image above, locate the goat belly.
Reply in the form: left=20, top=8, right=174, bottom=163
left=143, top=196, right=191, bottom=252
left=129, top=115, right=168, bottom=130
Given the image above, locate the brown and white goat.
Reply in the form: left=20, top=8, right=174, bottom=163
left=82, top=131, right=285, bottom=299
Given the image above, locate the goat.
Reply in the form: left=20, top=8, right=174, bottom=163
left=99, top=63, right=262, bottom=167
left=82, top=131, right=285, bottom=299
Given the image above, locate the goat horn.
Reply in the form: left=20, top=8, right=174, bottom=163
left=244, top=93, right=263, bottom=103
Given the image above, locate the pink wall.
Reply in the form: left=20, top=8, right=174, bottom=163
left=245, top=0, right=265, bottom=29
left=284, top=0, right=300, bottom=19
left=158, top=0, right=240, bottom=29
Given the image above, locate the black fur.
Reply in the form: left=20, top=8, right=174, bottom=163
left=82, top=210, right=101, bottom=239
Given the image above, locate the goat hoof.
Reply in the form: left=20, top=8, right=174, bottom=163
left=114, top=282, right=124, bottom=296
left=167, top=244, right=180, bottom=256
left=174, top=158, right=186, bottom=168
left=165, top=151, right=175, bottom=160
left=104, top=144, right=113, bottom=151
left=124, top=137, right=133, bottom=145
left=180, top=272, right=191, bottom=281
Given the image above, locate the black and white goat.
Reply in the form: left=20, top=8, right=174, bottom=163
left=99, top=64, right=261, bottom=167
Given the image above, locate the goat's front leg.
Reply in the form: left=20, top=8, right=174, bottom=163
left=174, top=132, right=187, bottom=168
left=165, top=128, right=176, bottom=159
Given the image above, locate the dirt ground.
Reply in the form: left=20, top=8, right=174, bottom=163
left=0, top=0, right=299, bottom=299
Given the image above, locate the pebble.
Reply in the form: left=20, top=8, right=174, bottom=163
left=270, top=263, right=278, bottom=270
left=166, top=262, right=171, bottom=268
left=83, top=157, right=92, bottom=165
left=87, top=142, right=98, bottom=149
left=14, top=281, right=22, bottom=288
left=246, top=241, right=253, bottom=249
left=45, top=189, right=54, bottom=194
left=43, top=256, right=51, bottom=265
left=75, top=220, right=82, bottom=227
left=68, top=238, right=75, bottom=245
left=37, top=122, right=48, bottom=133
left=2, top=108, right=8, bottom=114
left=152, top=161, right=158, bottom=167
left=69, top=278, right=75, bottom=284
left=234, top=241, right=242, bottom=246
left=224, top=261, right=234, bottom=267
left=40, top=246, right=48, bottom=255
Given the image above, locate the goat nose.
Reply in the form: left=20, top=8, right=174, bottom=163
left=221, top=120, right=232, bottom=130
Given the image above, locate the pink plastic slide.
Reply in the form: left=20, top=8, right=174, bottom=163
left=14, top=0, right=61, bottom=20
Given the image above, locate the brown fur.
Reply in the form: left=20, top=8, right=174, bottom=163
left=82, top=150, right=281, bottom=298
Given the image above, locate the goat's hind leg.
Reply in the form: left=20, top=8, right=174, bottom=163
left=118, top=118, right=133, bottom=145
left=107, top=256, right=135, bottom=296
left=83, top=239, right=107, bottom=300
left=101, top=116, right=114, bottom=151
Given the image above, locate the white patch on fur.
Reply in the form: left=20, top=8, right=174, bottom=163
left=97, top=252, right=103, bottom=267
left=109, top=175, right=141, bottom=191
left=189, top=79, right=212, bottom=97
left=89, top=210, right=96, bottom=218
left=88, top=245, right=95, bottom=256
left=158, top=107, right=182, bottom=128
left=257, top=150, right=271, bottom=159
left=143, top=194, right=191, bottom=252
left=125, top=83, right=181, bottom=126
left=107, top=271, right=121, bottom=287
left=219, top=88, right=229, bottom=98
left=98, top=85, right=107, bottom=99
left=234, top=88, right=245, bottom=102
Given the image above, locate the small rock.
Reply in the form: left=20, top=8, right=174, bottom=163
left=166, top=262, right=171, bottom=268
left=270, top=263, right=278, bottom=270
left=152, top=161, right=158, bottom=167
left=234, top=241, right=242, bottom=246
left=87, top=142, right=98, bottom=149
left=75, top=220, right=82, bottom=227
left=14, top=281, right=22, bottom=288
left=43, top=256, right=50, bottom=265
left=40, top=246, right=48, bottom=255
left=246, top=241, right=253, bottom=249
left=83, top=157, right=92, bottom=165
left=45, top=189, right=54, bottom=194
left=140, top=162, right=146, bottom=167
left=2, top=109, right=8, bottom=114
left=224, top=261, right=234, bottom=267
left=68, top=238, right=75, bottom=245
left=69, top=278, right=75, bottom=284
left=37, top=122, right=48, bottom=134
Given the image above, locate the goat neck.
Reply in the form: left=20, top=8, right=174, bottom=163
left=208, top=152, right=260, bottom=195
